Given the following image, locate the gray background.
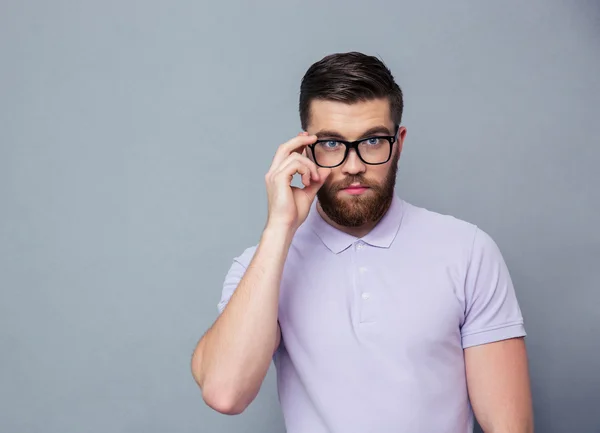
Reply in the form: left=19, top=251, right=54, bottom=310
left=1, top=1, right=599, bottom=432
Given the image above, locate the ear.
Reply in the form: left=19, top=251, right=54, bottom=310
left=396, top=126, right=407, bottom=154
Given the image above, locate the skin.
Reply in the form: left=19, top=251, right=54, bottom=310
left=190, top=132, right=331, bottom=415
left=191, top=98, right=534, bottom=432
left=465, top=338, right=534, bottom=432
left=305, top=98, right=405, bottom=237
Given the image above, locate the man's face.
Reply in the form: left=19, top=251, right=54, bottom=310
left=305, top=98, right=407, bottom=227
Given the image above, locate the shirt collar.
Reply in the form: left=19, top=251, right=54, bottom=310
left=306, top=194, right=405, bottom=254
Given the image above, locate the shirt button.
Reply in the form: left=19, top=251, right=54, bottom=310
left=362, top=292, right=371, bottom=300
left=356, top=242, right=364, bottom=250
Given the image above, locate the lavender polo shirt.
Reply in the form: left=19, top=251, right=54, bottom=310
left=218, top=195, right=526, bottom=433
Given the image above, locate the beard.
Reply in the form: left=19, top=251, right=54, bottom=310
left=317, top=152, right=399, bottom=228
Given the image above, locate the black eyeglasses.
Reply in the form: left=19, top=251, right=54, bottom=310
left=308, top=125, right=399, bottom=168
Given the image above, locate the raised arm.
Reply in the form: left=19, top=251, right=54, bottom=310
left=190, top=133, right=331, bottom=415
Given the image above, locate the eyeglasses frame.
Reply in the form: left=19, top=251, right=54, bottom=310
left=307, top=124, right=401, bottom=168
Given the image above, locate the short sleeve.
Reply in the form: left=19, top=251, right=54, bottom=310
left=217, top=246, right=258, bottom=315
left=460, top=228, right=526, bottom=348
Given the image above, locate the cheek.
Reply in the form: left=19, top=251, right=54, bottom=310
left=323, top=169, right=343, bottom=185
left=364, top=167, right=389, bottom=183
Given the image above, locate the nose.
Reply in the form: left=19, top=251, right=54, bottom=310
left=341, top=149, right=366, bottom=175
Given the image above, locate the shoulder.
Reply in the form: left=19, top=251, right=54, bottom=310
left=396, top=200, right=508, bottom=272
left=400, top=200, right=479, bottom=247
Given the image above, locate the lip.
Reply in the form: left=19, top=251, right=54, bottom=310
left=341, top=185, right=369, bottom=195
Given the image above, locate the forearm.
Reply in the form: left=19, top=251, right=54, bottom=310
left=192, top=225, right=292, bottom=413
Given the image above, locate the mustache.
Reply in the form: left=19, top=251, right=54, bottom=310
left=329, top=175, right=379, bottom=191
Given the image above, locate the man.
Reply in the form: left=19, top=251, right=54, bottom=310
left=191, top=52, right=534, bottom=433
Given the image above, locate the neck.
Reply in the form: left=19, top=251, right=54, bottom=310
left=316, top=202, right=382, bottom=239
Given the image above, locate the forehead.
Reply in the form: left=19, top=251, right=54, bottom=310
left=306, top=98, right=393, bottom=138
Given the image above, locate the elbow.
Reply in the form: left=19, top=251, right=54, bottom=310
left=191, top=360, right=247, bottom=414
left=192, top=361, right=251, bottom=415
left=201, top=383, right=251, bottom=415
left=190, top=336, right=255, bottom=415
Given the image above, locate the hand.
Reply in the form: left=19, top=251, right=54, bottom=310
left=264, top=132, right=331, bottom=232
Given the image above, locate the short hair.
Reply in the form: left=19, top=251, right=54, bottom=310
left=299, top=52, right=403, bottom=130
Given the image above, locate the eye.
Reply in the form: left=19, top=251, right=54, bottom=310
left=365, top=137, right=381, bottom=146
left=319, top=140, right=341, bottom=149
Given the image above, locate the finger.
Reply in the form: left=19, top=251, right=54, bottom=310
left=284, top=158, right=312, bottom=187
left=269, top=135, right=317, bottom=172
left=301, top=170, right=311, bottom=187
left=281, top=152, right=320, bottom=181
left=292, top=132, right=307, bottom=154
left=283, top=134, right=316, bottom=158
left=273, top=159, right=313, bottom=186
left=302, top=167, right=332, bottom=197
left=295, top=131, right=309, bottom=150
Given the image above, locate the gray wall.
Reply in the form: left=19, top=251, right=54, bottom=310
left=1, top=1, right=598, bottom=432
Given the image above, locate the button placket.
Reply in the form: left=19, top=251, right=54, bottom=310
left=355, top=241, right=375, bottom=323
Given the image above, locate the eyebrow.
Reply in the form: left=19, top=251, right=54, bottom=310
left=315, top=125, right=393, bottom=140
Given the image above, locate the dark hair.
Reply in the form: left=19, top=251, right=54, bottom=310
left=299, top=52, right=403, bottom=130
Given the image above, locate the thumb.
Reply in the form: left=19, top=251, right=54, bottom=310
left=303, top=167, right=331, bottom=199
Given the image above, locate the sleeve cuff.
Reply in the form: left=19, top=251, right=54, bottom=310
left=461, top=323, right=527, bottom=348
